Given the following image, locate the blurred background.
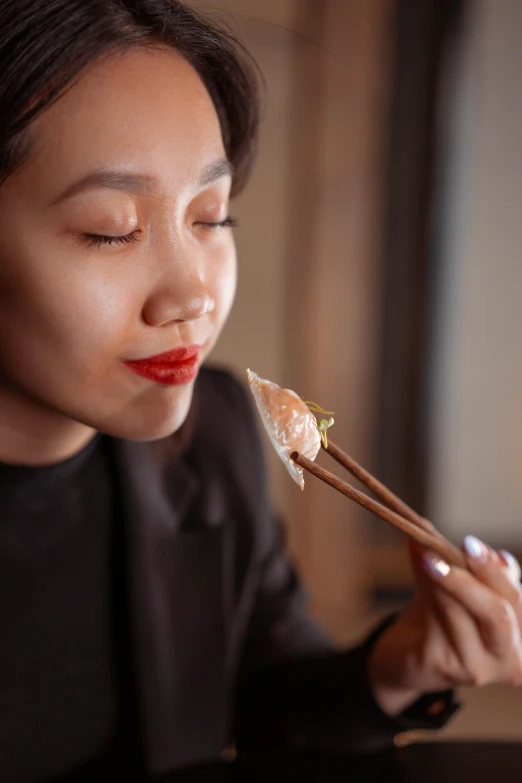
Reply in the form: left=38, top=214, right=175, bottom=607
left=190, top=0, right=522, bottom=740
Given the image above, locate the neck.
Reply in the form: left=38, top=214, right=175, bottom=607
left=0, top=384, right=96, bottom=467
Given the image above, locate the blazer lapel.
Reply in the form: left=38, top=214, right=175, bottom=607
left=108, top=437, right=231, bottom=773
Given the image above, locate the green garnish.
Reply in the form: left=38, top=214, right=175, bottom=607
left=303, top=401, right=335, bottom=449
left=316, top=417, right=335, bottom=448
left=303, top=400, right=334, bottom=415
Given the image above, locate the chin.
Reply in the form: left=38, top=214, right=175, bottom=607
left=119, top=414, right=188, bottom=442
left=91, top=383, right=195, bottom=442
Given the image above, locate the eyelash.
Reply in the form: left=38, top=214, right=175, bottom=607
left=83, top=231, right=140, bottom=248
left=203, top=216, right=239, bottom=231
left=82, top=216, right=239, bottom=248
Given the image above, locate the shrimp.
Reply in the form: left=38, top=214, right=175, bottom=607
left=246, top=369, right=333, bottom=489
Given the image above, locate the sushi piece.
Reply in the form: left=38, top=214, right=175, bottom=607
left=246, top=369, right=334, bottom=489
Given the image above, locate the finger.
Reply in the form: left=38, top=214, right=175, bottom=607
left=427, top=585, right=490, bottom=683
left=462, top=536, right=522, bottom=629
left=422, top=550, right=522, bottom=660
left=409, top=539, right=458, bottom=608
left=499, top=549, right=522, bottom=584
left=408, top=541, right=487, bottom=681
left=408, top=538, right=441, bottom=599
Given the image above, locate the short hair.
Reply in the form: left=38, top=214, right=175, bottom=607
left=0, top=0, right=261, bottom=195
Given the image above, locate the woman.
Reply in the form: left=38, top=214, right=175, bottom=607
left=0, top=1, right=520, bottom=780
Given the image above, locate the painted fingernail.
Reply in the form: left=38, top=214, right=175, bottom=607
left=499, top=550, right=519, bottom=570
left=464, top=535, right=489, bottom=563
left=423, top=553, right=451, bottom=579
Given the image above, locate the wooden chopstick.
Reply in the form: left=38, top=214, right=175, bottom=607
left=291, top=451, right=466, bottom=569
left=324, top=439, right=466, bottom=562
left=324, top=440, right=435, bottom=535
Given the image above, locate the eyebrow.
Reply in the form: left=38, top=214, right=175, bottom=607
left=51, top=158, right=233, bottom=204
left=199, top=159, right=233, bottom=186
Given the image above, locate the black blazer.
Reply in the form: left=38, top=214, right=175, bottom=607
left=107, top=367, right=457, bottom=775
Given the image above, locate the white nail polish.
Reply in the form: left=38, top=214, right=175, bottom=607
left=500, top=549, right=519, bottom=571
left=464, top=535, right=489, bottom=563
left=423, top=553, right=450, bottom=579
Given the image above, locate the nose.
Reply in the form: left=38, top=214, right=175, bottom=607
left=142, top=255, right=215, bottom=328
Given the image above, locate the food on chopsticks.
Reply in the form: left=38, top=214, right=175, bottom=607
left=246, top=368, right=334, bottom=489
left=246, top=373, right=466, bottom=568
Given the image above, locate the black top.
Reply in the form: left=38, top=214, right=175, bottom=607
left=0, top=368, right=459, bottom=780
left=0, top=434, right=141, bottom=781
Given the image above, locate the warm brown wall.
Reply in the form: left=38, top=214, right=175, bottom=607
left=428, top=0, right=522, bottom=551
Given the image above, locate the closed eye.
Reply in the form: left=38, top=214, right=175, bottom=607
left=82, top=230, right=141, bottom=248
left=81, top=216, right=238, bottom=247
left=197, top=216, right=239, bottom=230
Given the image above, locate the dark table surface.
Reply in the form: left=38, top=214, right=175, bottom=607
left=57, top=742, right=522, bottom=782
left=161, top=743, right=522, bottom=783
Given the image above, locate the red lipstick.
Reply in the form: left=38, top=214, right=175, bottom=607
left=123, top=345, right=200, bottom=386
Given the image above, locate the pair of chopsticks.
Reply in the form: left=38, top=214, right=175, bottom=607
left=291, top=441, right=466, bottom=569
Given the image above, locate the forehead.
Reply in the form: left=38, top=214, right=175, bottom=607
left=24, top=48, right=226, bottom=195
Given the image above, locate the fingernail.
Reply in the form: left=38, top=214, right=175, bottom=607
left=423, top=553, right=451, bottom=579
left=463, top=535, right=489, bottom=563
left=499, top=549, right=519, bottom=570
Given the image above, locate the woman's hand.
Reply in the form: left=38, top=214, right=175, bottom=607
left=367, top=537, right=522, bottom=717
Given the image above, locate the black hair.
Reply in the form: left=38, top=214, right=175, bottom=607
left=0, top=0, right=261, bottom=195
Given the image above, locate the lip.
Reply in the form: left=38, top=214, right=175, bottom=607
left=123, top=344, right=201, bottom=386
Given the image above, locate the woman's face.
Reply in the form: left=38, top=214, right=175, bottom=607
left=0, top=48, right=237, bottom=450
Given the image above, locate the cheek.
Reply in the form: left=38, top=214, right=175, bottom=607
left=210, top=239, right=237, bottom=326
left=58, top=273, right=137, bottom=363
left=0, top=248, right=139, bottom=375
